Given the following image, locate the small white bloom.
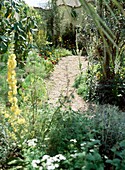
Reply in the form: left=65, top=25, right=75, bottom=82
left=56, top=154, right=66, bottom=160
left=44, top=137, right=50, bottom=141
left=27, top=138, right=37, bottom=147
left=71, top=153, right=78, bottom=158
left=80, top=142, right=86, bottom=147
left=42, top=155, right=50, bottom=161
left=46, top=165, right=55, bottom=170
left=21, top=78, right=25, bottom=82
left=39, top=166, right=43, bottom=170
left=31, top=160, right=40, bottom=168
left=46, top=157, right=54, bottom=166
left=74, top=150, right=77, bottom=153
left=52, top=156, right=59, bottom=162
left=70, top=139, right=77, bottom=143
left=54, top=163, right=59, bottom=168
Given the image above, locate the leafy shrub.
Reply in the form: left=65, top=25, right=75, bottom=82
left=40, top=104, right=124, bottom=169
left=106, top=140, right=125, bottom=170
left=74, top=62, right=125, bottom=109
left=62, top=139, right=104, bottom=170
left=74, top=64, right=101, bottom=101
left=39, top=46, right=72, bottom=65
left=95, top=69, right=125, bottom=109
left=35, top=29, right=48, bottom=51
left=44, top=108, right=92, bottom=156
left=0, top=105, right=24, bottom=169
left=90, top=104, right=125, bottom=169
left=24, top=50, right=54, bottom=78
left=53, top=48, right=72, bottom=57
left=18, top=51, right=52, bottom=112
left=74, top=73, right=90, bottom=100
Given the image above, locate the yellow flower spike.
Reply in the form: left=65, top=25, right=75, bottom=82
left=7, top=54, right=22, bottom=115
left=7, top=72, right=11, bottom=80
left=14, top=108, right=21, bottom=115
left=9, top=54, right=16, bottom=60
left=13, top=97, right=18, bottom=104
left=13, top=87, right=17, bottom=95
left=11, top=70, right=16, bottom=76
left=11, top=105, right=18, bottom=112
left=17, top=118, right=26, bottom=124
left=6, top=53, right=27, bottom=139
left=8, top=96, right=13, bottom=103
left=8, top=91, right=13, bottom=96
left=7, top=55, right=17, bottom=70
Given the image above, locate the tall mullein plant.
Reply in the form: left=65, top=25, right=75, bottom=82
left=7, top=54, right=21, bottom=115
left=7, top=54, right=25, bottom=138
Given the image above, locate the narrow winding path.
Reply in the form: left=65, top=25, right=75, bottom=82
left=46, top=55, right=88, bottom=111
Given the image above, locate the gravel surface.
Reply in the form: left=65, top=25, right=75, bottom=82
left=46, top=55, right=89, bottom=111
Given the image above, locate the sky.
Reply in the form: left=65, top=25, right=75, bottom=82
left=24, top=0, right=50, bottom=7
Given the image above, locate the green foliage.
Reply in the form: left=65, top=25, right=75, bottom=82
left=0, top=67, right=8, bottom=103
left=22, top=139, right=44, bottom=169
left=74, top=64, right=101, bottom=101
left=71, top=7, right=78, bottom=19
left=74, top=61, right=125, bottom=108
left=25, top=105, right=125, bottom=169
left=0, top=0, right=15, bottom=54
left=39, top=46, right=72, bottom=65
left=35, top=29, right=48, bottom=51
left=76, top=13, right=96, bottom=56
left=0, top=108, right=24, bottom=169
left=1, top=101, right=125, bottom=169
left=106, top=140, right=125, bottom=170
left=92, top=105, right=125, bottom=151
left=0, top=0, right=38, bottom=66
left=0, top=112, right=8, bottom=167
left=62, top=139, right=104, bottom=170
left=53, top=48, right=72, bottom=57
left=74, top=73, right=90, bottom=100
left=23, top=138, right=104, bottom=170
left=77, top=0, right=125, bottom=107
left=13, top=4, right=38, bottom=66
left=44, top=108, right=92, bottom=155
left=95, top=69, right=125, bottom=108
left=24, top=50, right=54, bottom=78
left=18, top=51, right=52, bottom=113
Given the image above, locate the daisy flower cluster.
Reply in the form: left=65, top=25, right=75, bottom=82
left=32, top=154, right=66, bottom=170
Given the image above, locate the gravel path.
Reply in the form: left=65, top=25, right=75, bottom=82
left=46, top=55, right=88, bottom=111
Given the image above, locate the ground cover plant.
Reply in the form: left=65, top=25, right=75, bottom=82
left=0, top=0, right=125, bottom=169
